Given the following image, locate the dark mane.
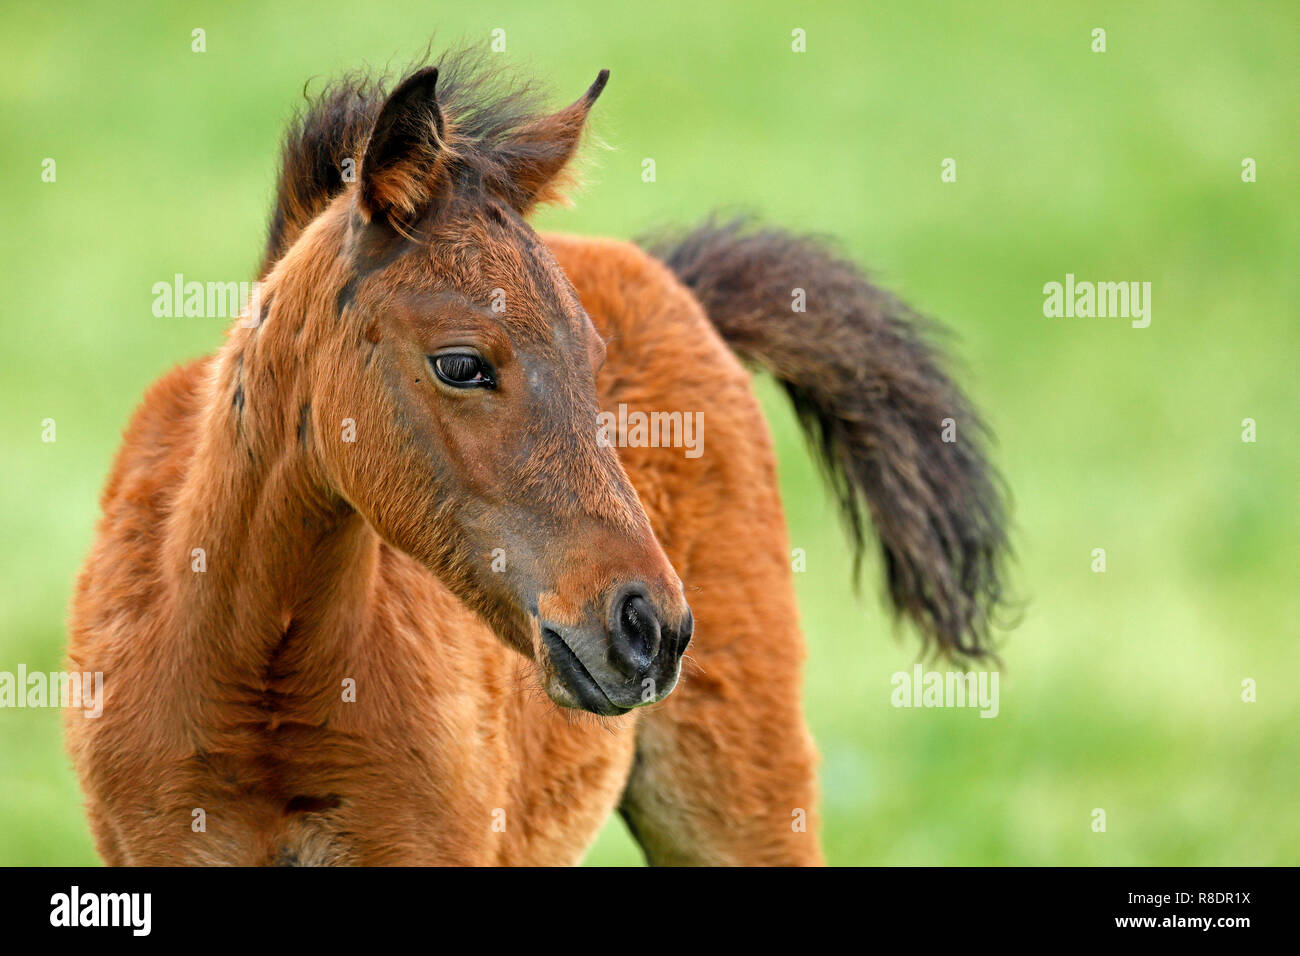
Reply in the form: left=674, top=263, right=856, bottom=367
left=259, top=47, right=570, bottom=277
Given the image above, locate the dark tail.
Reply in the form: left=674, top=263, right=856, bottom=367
left=645, top=218, right=1009, bottom=660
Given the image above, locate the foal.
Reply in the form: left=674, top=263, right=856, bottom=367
left=67, top=51, right=1007, bottom=865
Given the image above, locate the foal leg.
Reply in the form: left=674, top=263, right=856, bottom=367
left=544, top=233, right=824, bottom=864
left=617, top=422, right=825, bottom=866
left=617, top=556, right=824, bottom=865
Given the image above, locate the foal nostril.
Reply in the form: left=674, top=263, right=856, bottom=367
left=617, top=593, right=660, bottom=661
left=609, top=591, right=661, bottom=678
left=676, top=607, right=694, bottom=655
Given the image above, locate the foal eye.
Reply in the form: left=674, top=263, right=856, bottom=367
left=430, top=352, right=495, bottom=389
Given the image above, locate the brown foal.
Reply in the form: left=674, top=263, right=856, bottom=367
left=67, top=50, right=1007, bottom=865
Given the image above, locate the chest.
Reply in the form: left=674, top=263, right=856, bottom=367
left=167, top=628, right=639, bottom=865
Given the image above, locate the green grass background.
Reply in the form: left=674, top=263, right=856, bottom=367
left=1, top=0, right=1296, bottom=865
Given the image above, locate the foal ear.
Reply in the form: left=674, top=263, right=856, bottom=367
left=359, top=66, right=446, bottom=223
left=495, top=69, right=609, bottom=213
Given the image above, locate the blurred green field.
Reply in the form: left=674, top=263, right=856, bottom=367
left=2, top=0, right=1296, bottom=865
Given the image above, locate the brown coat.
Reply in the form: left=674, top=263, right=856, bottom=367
left=66, top=52, right=1007, bottom=866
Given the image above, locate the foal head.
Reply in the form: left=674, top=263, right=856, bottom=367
left=274, top=63, right=691, bottom=715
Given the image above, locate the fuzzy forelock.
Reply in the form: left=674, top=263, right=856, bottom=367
left=261, top=46, right=588, bottom=277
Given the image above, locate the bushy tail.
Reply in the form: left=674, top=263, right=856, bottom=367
left=645, top=218, right=1009, bottom=659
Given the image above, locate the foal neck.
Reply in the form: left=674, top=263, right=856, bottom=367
left=162, top=327, right=377, bottom=689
